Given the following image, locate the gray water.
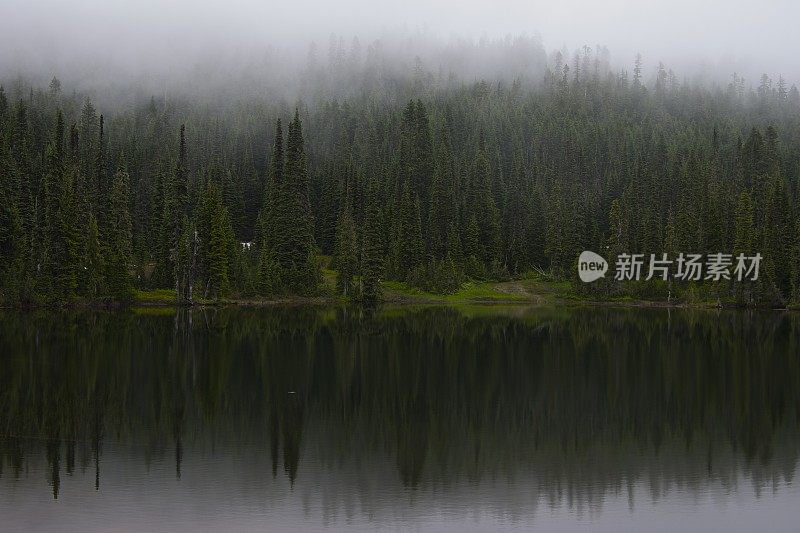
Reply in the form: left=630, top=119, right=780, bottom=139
left=1, top=306, right=798, bottom=531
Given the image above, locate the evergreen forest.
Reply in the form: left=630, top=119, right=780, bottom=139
left=1, top=39, right=799, bottom=306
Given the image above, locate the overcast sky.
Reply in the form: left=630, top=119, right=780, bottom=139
left=1, top=0, right=797, bottom=83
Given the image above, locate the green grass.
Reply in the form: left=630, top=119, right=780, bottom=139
left=381, top=280, right=528, bottom=303
left=446, top=282, right=527, bottom=302
left=321, top=268, right=338, bottom=291
left=134, top=288, right=177, bottom=303
left=131, top=276, right=734, bottom=310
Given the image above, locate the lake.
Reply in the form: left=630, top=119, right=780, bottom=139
left=1, top=306, right=798, bottom=532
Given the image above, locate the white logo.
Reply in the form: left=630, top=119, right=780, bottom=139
left=578, top=251, right=762, bottom=283
left=578, top=251, right=608, bottom=283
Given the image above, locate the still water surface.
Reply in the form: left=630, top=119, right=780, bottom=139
left=1, top=306, right=798, bottom=532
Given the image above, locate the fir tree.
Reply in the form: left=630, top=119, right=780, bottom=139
left=411, top=100, right=434, bottom=209
left=791, top=219, right=800, bottom=304
left=334, top=200, right=358, bottom=297
left=361, top=185, right=385, bottom=303
left=257, top=119, right=285, bottom=254
left=257, top=245, right=281, bottom=295
left=96, top=114, right=107, bottom=220
left=208, top=194, right=235, bottom=299
left=81, top=214, right=104, bottom=298
left=733, top=192, right=755, bottom=256
left=279, top=110, right=319, bottom=293
left=397, top=181, right=424, bottom=280
left=197, top=181, right=235, bottom=299
left=169, top=125, right=191, bottom=300
left=1, top=65, right=800, bottom=306
left=733, top=191, right=755, bottom=306
left=104, top=162, right=133, bottom=300
left=427, top=122, right=458, bottom=262
left=472, top=133, right=501, bottom=266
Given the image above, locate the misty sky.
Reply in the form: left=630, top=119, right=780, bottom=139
left=1, top=0, right=798, bottom=83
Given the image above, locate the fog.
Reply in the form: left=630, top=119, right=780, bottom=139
left=1, top=0, right=798, bottom=96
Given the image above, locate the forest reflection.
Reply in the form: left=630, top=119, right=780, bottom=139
left=0, top=306, right=797, bottom=511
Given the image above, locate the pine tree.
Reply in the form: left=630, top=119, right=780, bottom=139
left=361, top=185, right=385, bottom=303
left=633, top=54, right=643, bottom=88
left=607, top=198, right=628, bottom=256
left=257, top=245, right=281, bottom=295
left=11, top=101, right=33, bottom=235
left=334, top=200, right=358, bottom=297
left=253, top=120, right=287, bottom=295
left=168, top=125, right=191, bottom=299
left=59, top=166, right=80, bottom=298
left=82, top=214, right=104, bottom=298
left=174, top=214, right=195, bottom=302
left=284, top=110, right=313, bottom=263
left=104, top=162, right=133, bottom=299
left=733, top=192, right=755, bottom=256
left=96, top=114, right=107, bottom=221
left=427, top=122, right=458, bottom=262
left=472, top=133, right=501, bottom=266
left=3, top=67, right=800, bottom=306
left=208, top=192, right=235, bottom=299
left=317, top=157, right=346, bottom=254
left=397, top=181, right=424, bottom=280
left=791, top=219, right=800, bottom=304
left=733, top=191, right=755, bottom=306
left=257, top=119, right=285, bottom=254
left=398, top=101, right=416, bottom=189
left=43, top=111, right=73, bottom=300
left=0, top=180, right=25, bottom=301
left=463, top=213, right=484, bottom=278
left=279, top=110, right=319, bottom=293
left=221, top=168, right=246, bottom=239
left=196, top=181, right=236, bottom=299
left=762, top=175, right=793, bottom=298
left=504, top=153, right=532, bottom=273
left=412, top=100, right=433, bottom=209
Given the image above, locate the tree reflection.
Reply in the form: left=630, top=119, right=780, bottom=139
left=0, top=306, right=798, bottom=506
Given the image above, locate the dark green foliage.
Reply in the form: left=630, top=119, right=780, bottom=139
left=361, top=186, right=385, bottom=303
left=171, top=126, right=193, bottom=301
left=395, top=181, right=424, bottom=282
left=426, top=123, right=457, bottom=261
left=81, top=214, right=104, bottom=298
left=193, top=180, right=237, bottom=299
left=0, top=197, right=25, bottom=301
left=334, top=202, right=358, bottom=297
left=41, top=110, right=79, bottom=301
left=1, top=62, right=800, bottom=306
left=281, top=111, right=315, bottom=267
left=407, top=254, right=463, bottom=294
left=104, top=165, right=133, bottom=300
left=256, top=119, right=284, bottom=254
left=733, top=191, right=756, bottom=306
left=733, top=192, right=755, bottom=256
left=791, top=220, right=800, bottom=304
left=470, top=133, right=501, bottom=266
left=257, top=245, right=281, bottom=295
left=261, top=113, right=320, bottom=295
left=207, top=185, right=235, bottom=298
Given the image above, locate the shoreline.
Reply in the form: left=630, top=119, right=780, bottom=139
left=3, top=279, right=796, bottom=312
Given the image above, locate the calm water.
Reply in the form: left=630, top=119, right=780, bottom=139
left=1, top=306, right=798, bottom=532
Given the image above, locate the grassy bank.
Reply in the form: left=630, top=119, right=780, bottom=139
left=381, top=279, right=562, bottom=305
left=128, top=274, right=791, bottom=310
left=131, top=278, right=564, bottom=307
